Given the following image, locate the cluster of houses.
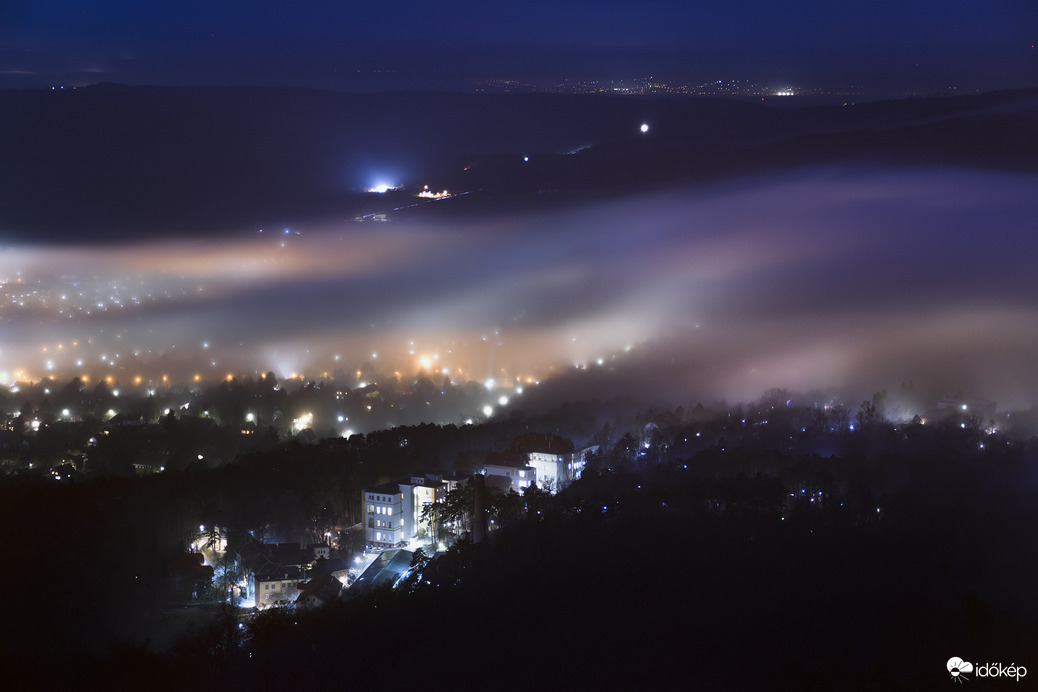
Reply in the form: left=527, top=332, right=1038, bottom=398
left=237, top=540, right=337, bottom=608
left=180, top=433, right=597, bottom=611
left=237, top=539, right=423, bottom=610
left=363, top=432, right=597, bottom=548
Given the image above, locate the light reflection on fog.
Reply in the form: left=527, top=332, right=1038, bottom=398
left=2, top=165, right=1038, bottom=408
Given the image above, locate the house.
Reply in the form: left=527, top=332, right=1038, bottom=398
left=296, top=572, right=344, bottom=609
left=312, top=557, right=353, bottom=585
left=168, top=552, right=214, bottom=600
left=308, top=543, right=331, bottom=561
left=255, top=565, right=303, bottom=609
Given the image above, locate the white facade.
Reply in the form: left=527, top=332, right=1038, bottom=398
left=483, top=462, right=536, bottom=492
left=364, top=475, right=445, bottom=546
left=405, top=476, right=441, bottom=540
left=518, top=446, right=596, bottom=493
left=527, top=451, right=565, bottom=491
left=365, top=485, right=404, bottom=546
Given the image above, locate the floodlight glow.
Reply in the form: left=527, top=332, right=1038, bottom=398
left=292, top=412, right=314, bottom=432
left=640, top=123, right=649, bottom=134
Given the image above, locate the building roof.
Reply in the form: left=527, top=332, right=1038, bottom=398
left=484, top=474, right=514, bottom=495
left=272, top=542, right=303, bottom=566
left=351, top=548, right=414, bottom=591
left=366, top=480, right=403, bottom=495
left=483, top=450, right=528, bottom=468
left=296, top=572, right=343, bottom=606
left=314, top=557, right=351, bottom=575
left=168, top=552, right=214, bottom=580
left=509, top=432, right=574, bottom=455
left=255, top=564, right=302, bottom=582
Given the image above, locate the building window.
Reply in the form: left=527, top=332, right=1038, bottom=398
left=387, top=508, right=392, bottom=515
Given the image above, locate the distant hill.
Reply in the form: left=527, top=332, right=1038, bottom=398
left=1, top=85, right=1036, bottom=242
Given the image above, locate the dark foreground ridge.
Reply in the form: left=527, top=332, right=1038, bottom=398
left=1, top=394, right=1035, bottom=691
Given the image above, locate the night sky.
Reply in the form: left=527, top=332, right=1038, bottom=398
left=2, top=1, right=1036, bottom=92
left=2, top=2, right=1038, bottom=415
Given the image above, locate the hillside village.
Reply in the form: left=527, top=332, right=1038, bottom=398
left=190, top=432, right=599, bottom=611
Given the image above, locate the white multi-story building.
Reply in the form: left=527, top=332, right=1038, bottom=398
left=364, top=482, right=405, bottom=547
left=363, top=474, right=445, bottom=547
left=484, top=433, right=599, bottom=494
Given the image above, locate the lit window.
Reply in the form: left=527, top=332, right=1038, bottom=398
left=387, top=508, right=392, bottom=516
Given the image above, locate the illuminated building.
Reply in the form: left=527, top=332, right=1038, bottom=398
left=363, top=474, right=446, bottom=547
left=255, top=565, right=303, bottom=609
left=487, top=433, right=598, bottom=493
left=483, top=455, right=537, bottom=492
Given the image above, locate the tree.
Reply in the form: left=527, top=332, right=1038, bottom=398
left=856, top=400, right=881, bottom=432
left=831, top=405, right=849, bottom=432
left=423, top=480, right=476, bottom=542
left=215, top=551, right=241, bottom=604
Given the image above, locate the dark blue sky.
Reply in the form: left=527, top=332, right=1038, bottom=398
left=2, top=1, right=1035, bottom=91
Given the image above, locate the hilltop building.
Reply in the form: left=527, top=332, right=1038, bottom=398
left=482, top=433, right=598, bottom=493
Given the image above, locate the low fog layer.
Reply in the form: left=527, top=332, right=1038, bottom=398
left=2, top=164, right=1038, bottom=412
